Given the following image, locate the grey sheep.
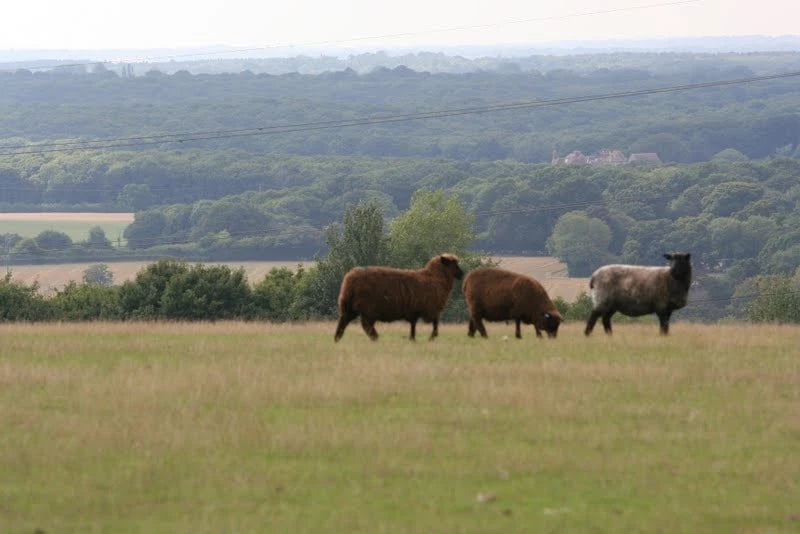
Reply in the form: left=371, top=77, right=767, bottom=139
left=585, top=253, right=692, bottom=336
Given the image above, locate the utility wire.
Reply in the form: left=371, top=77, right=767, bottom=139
left=1, top=0, right=701, bottom=73
left=1, top=69, right=798, bottom=158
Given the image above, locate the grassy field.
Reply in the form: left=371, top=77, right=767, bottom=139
left=1, top=321, right=798, bottom=533
left=7, top=256, right=589, bottom=300
left=0, top=212, right=134, bottom=243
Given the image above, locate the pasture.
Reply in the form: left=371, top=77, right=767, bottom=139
left=0, top=212, right=134, bottom=243
left=1, top=321, right=798, bottom=532
left=6, top=255, right=589, bottom=300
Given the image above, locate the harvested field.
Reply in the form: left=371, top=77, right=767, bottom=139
left=6, top=260, right=314, bottom=293
left=6, top=256, right=589, bottom=300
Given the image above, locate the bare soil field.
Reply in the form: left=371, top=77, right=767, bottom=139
left=6, top=256, right=589, bottom=299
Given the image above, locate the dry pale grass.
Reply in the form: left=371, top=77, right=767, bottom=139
left=6, top=260, right=315, bottom=293
left=1, top=321, right=799, bottom=532
left=9, top=256, right=588, bottom=299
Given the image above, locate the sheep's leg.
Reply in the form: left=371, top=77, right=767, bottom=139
left=467, top=318, right=477, bottom=337
left=334, top=310, right=358, bottom=341
left=474, top=316, right=488, bottom=338
left=585, top=310, right=602, bottom=336
left=657, top=312, right=671, bottom=335
left=602, top=312, right=615, bottom=334
left=429, top=318, right=439, bottom=341
left=361, top=316, right=379, bottom=341
left=515, top=319, right=522, bottom=339
left=534, top=325, right=542, bottom=338
left=409, top=318, right=418, bottom=341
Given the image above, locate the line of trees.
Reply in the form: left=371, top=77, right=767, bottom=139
left=1, top=193, right=488, bottom=322
left=5, top=157, right=798, bottom=286
left=3, top=194, right=799, bottom=324
left=2, top=55, right=799, bottom=165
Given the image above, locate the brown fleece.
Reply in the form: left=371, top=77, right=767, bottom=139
left=462, top=267, right=561, bottom=339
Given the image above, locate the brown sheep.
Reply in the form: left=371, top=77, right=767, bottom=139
left=462, top=267, right=562, bottom=339
left=334, top=254, right=464, bottom=342
left=585, top=253, right=692, bottom=336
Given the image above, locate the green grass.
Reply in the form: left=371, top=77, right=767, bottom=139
left=2, top=220, right=130, bottom=243
left=1, top=321, right=798, bottom=533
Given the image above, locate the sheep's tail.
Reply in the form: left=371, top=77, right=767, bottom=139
left=588, top=275, right=598, bottom=307
left=337, top=275, right=354, bottom=314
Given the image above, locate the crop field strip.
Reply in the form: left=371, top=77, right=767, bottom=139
left=0, top=212, right=134, bottom=243
left=3, top=256, right=591, bottom=300
left=0, top=321, right=798, bottom=532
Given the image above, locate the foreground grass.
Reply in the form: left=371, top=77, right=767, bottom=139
left=0, top=322, right=798, bottom=533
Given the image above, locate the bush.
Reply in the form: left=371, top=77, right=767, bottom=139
left=83, top=263, right=114, bottom=286
left=253, top=266, right=309, bottom=321
left=746, top=273, right=800, bottom=323
left=51, top=282, right=121, bottom=320
left=160, top=264, right=252, bottom=320
left=0, top=274, right=52, bottom=321
left=118, top=259, right=191, bottom=318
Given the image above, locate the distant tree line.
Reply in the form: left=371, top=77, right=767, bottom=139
left=2, top=54, right=799, bottom=164
left=4, top=157, right=798, bottom=301
left=2, top=196, right=799, bottom=324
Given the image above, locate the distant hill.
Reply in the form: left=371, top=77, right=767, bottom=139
left=3, top=35, right=800, bottom=75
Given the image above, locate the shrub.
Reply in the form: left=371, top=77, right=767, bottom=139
left=0, top=274, right=52, bottom=321
left=51, top=282, right=121, bottom=320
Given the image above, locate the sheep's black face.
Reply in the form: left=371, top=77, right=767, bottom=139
left=440, top=254, right=464, bottom=280
left=543, top=312, right=561, bottom=338
left=664, top=252, right=692, bottom=281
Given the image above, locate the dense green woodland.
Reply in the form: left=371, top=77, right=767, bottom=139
left=2, top=52, right=800, bottom=162
left=1, top=52, right=799, bottom=321
left=3, top=153, right=799, bottom=275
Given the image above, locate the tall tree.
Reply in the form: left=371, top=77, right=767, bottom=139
left=547, top=211, right=614, bottom=276
left=302, top=201, right=389, bottom=318
left=388, top=190, right=476, bottom=268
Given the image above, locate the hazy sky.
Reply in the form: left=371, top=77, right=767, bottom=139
left=3, top=0, right=799, bottom=51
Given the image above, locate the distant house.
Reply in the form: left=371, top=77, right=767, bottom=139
left=628, top=153, right=662, bottom=164
left=592, top=149, right=627, bottom=166
left=552, top=148, right=650, bottom=166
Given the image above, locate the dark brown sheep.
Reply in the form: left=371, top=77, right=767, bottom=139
left=462, top=267, right=562, bottom=339
left=334, top=254, right=464, bottom=342
left=585, top=252, right=692, bottom=336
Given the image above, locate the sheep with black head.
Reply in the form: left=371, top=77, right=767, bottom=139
left=585, top=253, right=692, bottom=336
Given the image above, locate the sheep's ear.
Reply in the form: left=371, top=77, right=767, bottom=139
left=663, top=253, right=673, bottom=260
left=685, top=253, right=691, bottom=260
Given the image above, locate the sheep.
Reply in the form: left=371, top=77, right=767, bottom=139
left=462, top=267, right=562, bottom=339
left=334, top=253, right=464, bottom=342
left=584, top=253, right=692, bottom=336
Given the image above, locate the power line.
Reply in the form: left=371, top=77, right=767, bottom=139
left=1, top=0, right=701, bottom=73
left=2, top=68, right=798, bottom=158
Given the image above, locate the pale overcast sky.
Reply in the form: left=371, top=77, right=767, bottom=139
left=2, top=0, right=799, bottom=51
